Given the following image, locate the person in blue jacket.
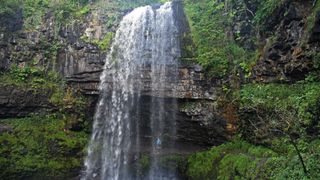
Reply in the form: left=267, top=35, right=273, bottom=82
left=156, top=136, right=161, bottom=149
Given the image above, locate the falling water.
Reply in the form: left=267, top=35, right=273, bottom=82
left=82, top=2, right=180, bottom=180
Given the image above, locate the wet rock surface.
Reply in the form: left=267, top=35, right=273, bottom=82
left=252, top=1, right=315, bottom=83
left=178, top=100, right=230, bottom=145
left=309, top=11, right=320, bottom=43
left=0, top=85, right=53, bottom=118
left=2, top=0, right=318, bottom=148
left=0, top=2, right=230, bottom=146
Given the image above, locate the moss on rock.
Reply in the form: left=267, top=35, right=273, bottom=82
left=0, top=115, right=89, bottom=179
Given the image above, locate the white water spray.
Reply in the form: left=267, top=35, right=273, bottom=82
left=82, top=2, right=180, bottom=180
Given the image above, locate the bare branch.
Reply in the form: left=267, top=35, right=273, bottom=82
left=246, top=8, right=255, bottom=17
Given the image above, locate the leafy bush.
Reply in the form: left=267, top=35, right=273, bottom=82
left=0, top=0, right=21, bottom=15
left=239, top=83, right=320, bottom=127
left=187, top=139, right=320, bottom=179
left=187, top=140, right=276, bottom=180
left=0, top=65, right=61, bottom=90
left=23, top=0, right=49, bottom=29
left=0, top=115, right=89, bottom=179
left=183, top=0, right=230, bottom=77
left=115, top=0, right=164, bottom=10
left=137, top=154, right=151, bottom=176
left=85, top=32, right=115, bottom=51
left=183, top=0, right=255, bottom=78
left=9, top=65, right=42, bottom=82
left=262, top=139, right=320, bottom=179
left=22, top=0, right=92, bottom=30
left=58, top=87, right=88, bottom=131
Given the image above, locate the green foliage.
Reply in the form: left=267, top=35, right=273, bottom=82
left=261, top=139, right=320, bottom=179
left=187, top=140, right=275, bottom=180
left=0, top=0, right=21, bottom=15
left=81, top=31, right=114, bottom=51
left=312, top=52, right=320, bottom=70
left=0, top=115, right=89, bottom=179
left=187, top=139, right=320, bottom=179
left=22, top=0, right=92, bottom=30
left=304, top=52, right=320, bottom=82
left=183, top=0, right=254, bottom=78
left=0, top=65, right=61, bottom=90
left=7, top=65, right=42, bottom=82
left=94, top=0, right=164, bottom=12
left=114, top=0, right=163, bottom=10
left=254, top=0, right=284, bottom=25
left=217, top=154, right=258, bottom=179
left=56, top=87, right=89, bottom=131
left=0, top=66, right=85, bottom=130
left=38, top=39, right=63, bottom=63
left=187, top=149, right=217, bottom=179
left=137, top=154, right=151, bottom=176
left=23, top=0, right=49, bottom=29
left=183, top=0, right=229, bottom=77
left=75, top=4, right=91, bottom=17
left=239, top=83, right=320, bottom=127
left=228, top=43, right=256, bottom=78
left=90, top=32, right=115, bottom=51
left=51, top=2, right=77, bottom=25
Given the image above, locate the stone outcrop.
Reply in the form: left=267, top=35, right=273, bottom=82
left=64, top=1, right=217, bottom=100
left=0, top=85, right=53, bottom=118
left=178, top=100, right=232, bottom=145
left=253, top=1, right=314, bottom=83
left=232, top=0, right=318, bottom=83
left=0, top=1, right=232, bottom=146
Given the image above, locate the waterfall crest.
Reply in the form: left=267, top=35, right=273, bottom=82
left=82, top=2, right=180, bottom=180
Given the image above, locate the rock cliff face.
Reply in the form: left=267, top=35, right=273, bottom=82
left=253, top=1, right=315, bottom=83
left=232, top=0, right=320, bottom=145
left=0, top=85, right=53, bottom=118
left=2, top=0, right=318, bottom=146
left=0, top=1, right=233, bottom=146
left=62, top=2, right=217, bottom=100
left=0, top=2, right=216, bottom=99
left=233, top=0, right=319, bottom=83
left=1, top=1, right=320, bottom=178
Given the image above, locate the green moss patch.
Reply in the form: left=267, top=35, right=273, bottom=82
left=187, top=139, right=320, bottom=179
left=239, top=83, right=320, bottom=127
left=84, top=31, right=115, bottom=51
left=183, top=0, right=255, bottom=78
left=0, top=65, right=61, bottom=89
left=187, top=140, right=275, bottom=180
left=0, top=115, right=89, bottom=179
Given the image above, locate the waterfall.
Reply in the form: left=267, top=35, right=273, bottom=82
left=82, top=2, right=180, bottom=180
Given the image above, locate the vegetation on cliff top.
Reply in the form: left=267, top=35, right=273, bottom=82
left=183, top=0, right=257, bottom=78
